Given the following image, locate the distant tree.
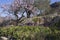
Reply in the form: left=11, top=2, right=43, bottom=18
left=34, top=0, right=50, bottom=15
left=50, top=2, right=60, bottom=15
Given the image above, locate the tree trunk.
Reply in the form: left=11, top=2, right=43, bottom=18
left=25, top=8, right=31, bottom=18
left=14, top=13, right=24, bottom=26
left=14, top=14, right=19, bottom=26
left=27, top=10, right=31, bottom=18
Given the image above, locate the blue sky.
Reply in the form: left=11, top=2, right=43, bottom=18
left=51, top=0, right=60, bottom=4
left=0, top=0, right=60, bottom=5
left=0, top=0, right=13, bottom=12
left=0, top=0, right=60, bottom=17
left=0, top=0, right=13, bottom=5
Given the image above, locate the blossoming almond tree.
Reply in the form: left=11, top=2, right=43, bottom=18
left=1, top=0, right=50, bottom=25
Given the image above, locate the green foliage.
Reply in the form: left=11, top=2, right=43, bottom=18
left=0, top=26, right=60, bottom=40
left=50, top=19, right=60, bottom=30
left=32, top=17, right=41, bottom=23
left=32, top=18, right=39, bottom=22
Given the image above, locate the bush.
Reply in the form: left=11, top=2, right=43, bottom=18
left=0, top=26, right=60, bottom=40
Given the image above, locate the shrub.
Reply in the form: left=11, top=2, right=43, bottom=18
left=0, top=26, right=60, bottom=40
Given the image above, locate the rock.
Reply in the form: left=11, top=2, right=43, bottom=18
left=0, top=37, right=8, bottom=40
